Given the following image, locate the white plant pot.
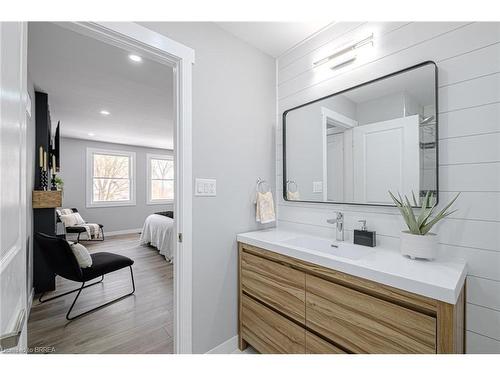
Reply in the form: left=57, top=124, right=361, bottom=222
left=400, top=231, right=438, bottom=260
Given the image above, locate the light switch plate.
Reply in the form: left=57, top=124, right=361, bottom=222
left=313, top=181, right=323, bottom=193
left=195, top=178, right=216, bottom=196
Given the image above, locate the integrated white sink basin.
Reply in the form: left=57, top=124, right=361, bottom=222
left=281, top=236, right=374, bottom=260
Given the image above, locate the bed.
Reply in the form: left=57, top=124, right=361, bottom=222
left=140, top=213, right=175, bottom=261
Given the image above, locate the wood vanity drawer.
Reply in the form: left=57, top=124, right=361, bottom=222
left=241, top=294, right=305, bottom=354
left=305, top=274, right=436, bottom=354
left=305, top=331, right=347, bottom=354
left=240, top=250, right=305, bottom=323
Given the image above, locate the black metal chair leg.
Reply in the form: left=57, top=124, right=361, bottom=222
left=65, top=266, right=136, bottom=321
left=38, top=275, right=104, bottom=303
left=130, top=266, right=135, bottom=293
left=66, top=283, right=85, bottom=320
left=76, top=232, right=81, bottom=243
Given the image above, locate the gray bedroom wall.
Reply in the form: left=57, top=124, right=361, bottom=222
left=139, top=22, right=276, bottom=353
left=59, top=137, right=173, bottom=233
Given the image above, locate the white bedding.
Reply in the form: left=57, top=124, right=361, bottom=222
left=140, top=214, right=175, bottom=261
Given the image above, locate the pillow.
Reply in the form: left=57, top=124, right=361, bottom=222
left=60, top=214, right=77, bottom=227
left=155, top=211, right=174, bottom=219
left=73, top=213, right=86, bottom=225
left=60, top=213, right=85, bottom=227
left=68, top=242, right=92, bottom=268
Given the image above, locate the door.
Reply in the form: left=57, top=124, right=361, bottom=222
left=0, top=22, right=28, bottom=353
left=326, top=133, right=344, bottom=202
left=353, top=115, right=420, bottom=204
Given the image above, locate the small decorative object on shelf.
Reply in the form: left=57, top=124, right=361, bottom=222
left=38, top=146, right=49, bottom=190
left=388, top=190, right=460, bottom=260
left=50, top=174, right=57, bottom=191
left=50, top=153, right=58, bottom=191
left=38, top=167, right=48, bottom=191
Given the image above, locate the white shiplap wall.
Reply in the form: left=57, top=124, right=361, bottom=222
left=275, top=22, right=500, bottom=353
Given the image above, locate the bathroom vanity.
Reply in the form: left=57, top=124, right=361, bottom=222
left=237, top=229, right=466, bottom=354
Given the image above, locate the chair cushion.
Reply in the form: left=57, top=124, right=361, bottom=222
left=81, top=252, right=134, bottom=281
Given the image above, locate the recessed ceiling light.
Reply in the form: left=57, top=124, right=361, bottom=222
left=100, top=110, right=110, bottom=116
left=88, top=132, right=95, bottom=137
left=128, top=54, right=142, bottom=63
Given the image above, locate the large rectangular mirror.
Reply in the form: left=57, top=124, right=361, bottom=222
left=283, top=61, right=437, bottom=207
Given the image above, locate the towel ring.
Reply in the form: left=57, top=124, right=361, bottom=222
left=286, top=180, right=298, bottom=193
left=256, top=178, right=270, bottom=193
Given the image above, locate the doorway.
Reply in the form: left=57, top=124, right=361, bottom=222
left=0, top=22, right=194, bottom=354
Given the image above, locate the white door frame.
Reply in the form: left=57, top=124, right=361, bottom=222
left=321, top=107, right=357, bottom=201
left=57, top=22, right=195, bottom=354
left=0, top=22, right=29, bottom=353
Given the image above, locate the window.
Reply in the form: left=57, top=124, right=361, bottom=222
left=86, top=148, right=136, bottom=207
left=147, top=153, right=174, bottom=204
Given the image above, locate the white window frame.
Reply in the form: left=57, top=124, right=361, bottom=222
left=86, top=147, right=136, bottom=208
left=147, top=153, right=174, bottom=205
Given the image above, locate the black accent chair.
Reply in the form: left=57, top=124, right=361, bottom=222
left=34, top=232, right=135, bottom=320
left=56, top=208, right=105, bottom=243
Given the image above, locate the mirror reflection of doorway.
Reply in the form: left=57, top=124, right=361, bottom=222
left=322, top=107, right=356, bottom=203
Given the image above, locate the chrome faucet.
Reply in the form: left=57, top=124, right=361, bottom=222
left=326, top=212, right=344, bottom=241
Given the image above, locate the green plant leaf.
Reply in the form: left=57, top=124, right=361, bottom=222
left=388, top=191, right=460, bottom=236
left=388, top=190, right=402, bottom=206
left=389, top=191, right=414, bottom=232
left=424, top=190, right=434, bottom=209
left=404, top=196, right=420, bottom=234
left=419, top=193, right=460, bottom=234
left=417, top=191, right=434, bottom=228
left=421, top=209, right=458, bottom=235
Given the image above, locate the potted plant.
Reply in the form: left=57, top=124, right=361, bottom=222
left=388, top=190, right=460, bottom=260
left=54, top=176, right=64, bottom=191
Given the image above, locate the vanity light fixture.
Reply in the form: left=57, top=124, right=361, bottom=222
left=100, top=110, right=110, bottom=116
left=128, top=54, right=143, bottom=63
left=313, top=33, right=374, bottom=68
left=329, top=50, right=357, bottom=71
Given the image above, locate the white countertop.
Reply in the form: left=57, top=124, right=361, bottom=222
left=237, top=228, right=467, bottom=304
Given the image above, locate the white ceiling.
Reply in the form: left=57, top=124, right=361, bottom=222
left=28, top=22, right=174, bottom=150
left=216, top=22, right=334, bottom=57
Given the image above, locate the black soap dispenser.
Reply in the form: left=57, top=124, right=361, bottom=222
left=353, top=220, right=376, bottom=247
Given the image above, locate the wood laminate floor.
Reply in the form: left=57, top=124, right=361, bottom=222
left=28, top=233, right=174, bottom=354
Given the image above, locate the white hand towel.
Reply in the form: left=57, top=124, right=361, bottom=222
left=287, top=190, right=300, bottom=200
left=256, top=191, right=276, bottom=224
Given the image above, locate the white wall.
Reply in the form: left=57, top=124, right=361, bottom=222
left=26, top=75, right=36, bottom=296
left=276, top=22, right=500, bottom=353
left=139, top=22, right=276, bottom=353
left=59, top=137, right=173, bottom=233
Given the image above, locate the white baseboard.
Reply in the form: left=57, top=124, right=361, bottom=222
left=105, top=228, right=143, bottom=237
left=205, top=335, right=239, bottom=354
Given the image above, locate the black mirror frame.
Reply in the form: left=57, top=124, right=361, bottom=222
left=282, top=61, right=439, bottom=208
